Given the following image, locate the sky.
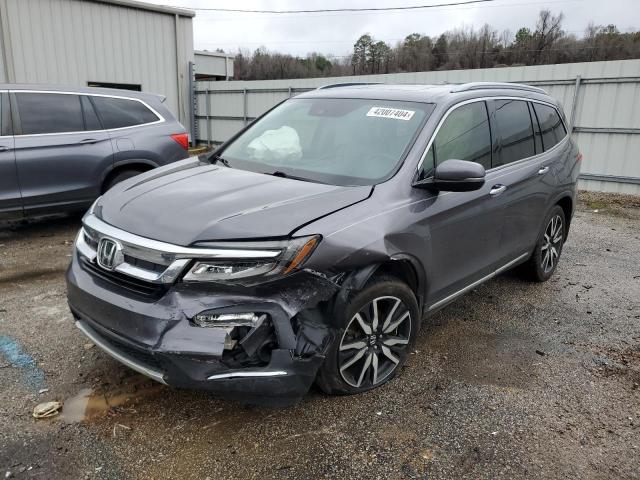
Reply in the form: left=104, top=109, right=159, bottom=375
left=151, top=0, right=640, bottom=58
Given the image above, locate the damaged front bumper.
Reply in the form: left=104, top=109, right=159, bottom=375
left=66, top=255, right=339, bottom=406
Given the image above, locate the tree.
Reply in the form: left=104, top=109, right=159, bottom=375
left=352, top=34, right=373, bottom=74
left=532, top=10, right=564, bottom=64
left=228, top=10, right=640, bottom=81
left=432, top=34, right=448, bottom=69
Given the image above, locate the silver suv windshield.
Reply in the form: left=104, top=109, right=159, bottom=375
left=218, top=98, right=434, bottom=186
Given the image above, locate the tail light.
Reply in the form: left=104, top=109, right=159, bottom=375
left=576, top=152, right=583, bottom=162
left=171, top=133, right=189, bottom=150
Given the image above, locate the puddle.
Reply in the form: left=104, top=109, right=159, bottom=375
left=59, top=378, right=163, bottom=423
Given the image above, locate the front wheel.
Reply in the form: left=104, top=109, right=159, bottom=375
left=316, top=276, right=420, bottom=395
left=519, top=205, right=566, bottom=282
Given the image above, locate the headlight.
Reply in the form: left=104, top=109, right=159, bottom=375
left=182, top=235, right=320, bottom=283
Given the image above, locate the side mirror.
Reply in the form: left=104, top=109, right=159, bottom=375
left=413, top=159, right=485, bottom=192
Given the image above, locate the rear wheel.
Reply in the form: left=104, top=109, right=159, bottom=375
left=316, top=276, right=419, bottom=395
left=519, top=205, right=566, bottom=282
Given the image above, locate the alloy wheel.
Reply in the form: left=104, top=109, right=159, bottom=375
left=541, top=214, right=563, bottom=273
left=338, top=296, right=412, bottom=388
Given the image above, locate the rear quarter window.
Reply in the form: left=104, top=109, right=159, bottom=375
left=91, top=96, right=160, bottom=129
left=533, top=103, right=567, bottom=151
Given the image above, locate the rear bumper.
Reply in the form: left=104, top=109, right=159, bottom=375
left=66, top=254, right=338, bottom=406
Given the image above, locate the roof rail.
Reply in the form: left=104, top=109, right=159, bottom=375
left=450, top=82, right=547, bottom=94
left=317, top=82, right=381, bottom=90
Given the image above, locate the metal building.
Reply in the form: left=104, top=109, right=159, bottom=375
left=0, top=0, right=195, bottom=129
left=194, top=51, right=234, bottom=81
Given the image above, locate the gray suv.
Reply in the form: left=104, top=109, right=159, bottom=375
left=66, top=83, right=581, bottom=405
left=0, top=85, right=189, bottom=219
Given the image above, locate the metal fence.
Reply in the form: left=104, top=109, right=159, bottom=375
left=194, top=59, right=640, bottom=195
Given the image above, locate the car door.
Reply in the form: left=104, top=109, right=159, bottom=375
left=416, top=100, right=507, bottom=306
left=11, top=91, right=113, bottom=215
left=486, top=99, right=566, bottom=262
left=0, top=92, right=21, bottom=218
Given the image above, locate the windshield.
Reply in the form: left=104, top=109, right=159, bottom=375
left=219, top=98, right=434, bottom=186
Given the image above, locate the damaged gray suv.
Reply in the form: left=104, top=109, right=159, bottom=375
left=67, top=83, right=581, bottom=405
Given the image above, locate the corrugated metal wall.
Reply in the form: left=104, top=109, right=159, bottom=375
left=0, top=0, right=194, bottom=128
left=196, top=59, right=640, bottom=194
left=194, top=51, right=233, bottom=79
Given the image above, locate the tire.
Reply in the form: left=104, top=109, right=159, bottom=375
left=104, top=169, right=144, bottom=191
left=519, top=205, right=566, bottom=282
left=316, top=275, right=420, bottom=395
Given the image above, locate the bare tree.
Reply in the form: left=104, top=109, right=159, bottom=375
left=229, top=10, right=640, bottom=81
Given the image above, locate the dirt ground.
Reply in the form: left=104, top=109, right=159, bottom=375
left=0, top=193, right=639, bottom=480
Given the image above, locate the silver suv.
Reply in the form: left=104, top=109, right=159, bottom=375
left=0, top=85, right=189, bottom=219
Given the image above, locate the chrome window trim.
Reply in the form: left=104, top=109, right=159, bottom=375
left=9, top=90, right=165, bottom=138
left=416, top=96, right=568, bottom=173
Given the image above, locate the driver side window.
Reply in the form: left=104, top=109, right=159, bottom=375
left=419, top=101, right=492, bottom=179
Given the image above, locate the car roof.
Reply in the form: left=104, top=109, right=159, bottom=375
left=0, top=83, right=165, bottom=103
left=297, top=82, right=557, bottom=106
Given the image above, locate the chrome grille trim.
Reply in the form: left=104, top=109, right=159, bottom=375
left=77, top=214, right=283, bottom=285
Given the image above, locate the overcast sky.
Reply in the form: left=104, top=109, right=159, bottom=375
left=154, top=0, right=640, bottom=57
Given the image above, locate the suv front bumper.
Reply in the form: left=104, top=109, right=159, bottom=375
left=66, top=254, right=339, bottom=406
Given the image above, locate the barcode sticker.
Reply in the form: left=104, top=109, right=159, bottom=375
left=366, top=107, right=415, bottom=121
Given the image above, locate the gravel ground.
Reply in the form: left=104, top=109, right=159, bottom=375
left=0, top=196, right=639, bottom=480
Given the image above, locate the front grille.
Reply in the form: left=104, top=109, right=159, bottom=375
left=123, top=254, right=166, bottom=273
left=80, top=257, right=167, bottom=299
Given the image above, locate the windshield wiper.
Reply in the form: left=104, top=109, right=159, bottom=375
left=269, top=171, right=326, bottom=184
left=209, top=153, right=232, bottom=168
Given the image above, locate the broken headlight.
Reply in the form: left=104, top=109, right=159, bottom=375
left=182, top=235, right=320, bottom=283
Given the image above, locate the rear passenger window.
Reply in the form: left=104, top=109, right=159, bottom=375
left=420, top=101, right=491, bottom=177
left=532, top=103, right=566, bottom=151
left=91, top=96, right=159, bottom=129
left=15, top=93, right=84, bottom=135
left=493, top=99, right=535, bottom=167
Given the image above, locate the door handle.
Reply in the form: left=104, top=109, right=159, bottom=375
left=78, top=138, right=99, bottom=144
left=489, top=184, right=507, bottom=196
left=538, top=166, right=550, bottom=175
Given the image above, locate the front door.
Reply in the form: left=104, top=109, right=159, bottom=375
left=11, top=91, right=113, bottom=215
left=416, top=100, right=506, bottom=306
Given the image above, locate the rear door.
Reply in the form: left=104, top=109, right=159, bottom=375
left=486, top=98, right=545, bottom=261
left=416, top=100, right=507, bottom=305
left=0, top=92, right=21, bottom=218
left=11, top=91, right=113, bottom=215
left=487, top=98, right=568, bottom=261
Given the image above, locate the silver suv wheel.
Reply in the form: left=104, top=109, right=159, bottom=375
left=338, top=296, right=412, bottom=388
left=541, top=214, right=563, bottom=273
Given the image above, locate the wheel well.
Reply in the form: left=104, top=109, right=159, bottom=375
left=370, top=260, right=420, bottom=302
left=101, top=164, right=153, bottom=193
left=556, top=196, right=573, bottom=233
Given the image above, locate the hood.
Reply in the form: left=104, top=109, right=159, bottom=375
left=98, top=159, right=372, bottom=245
